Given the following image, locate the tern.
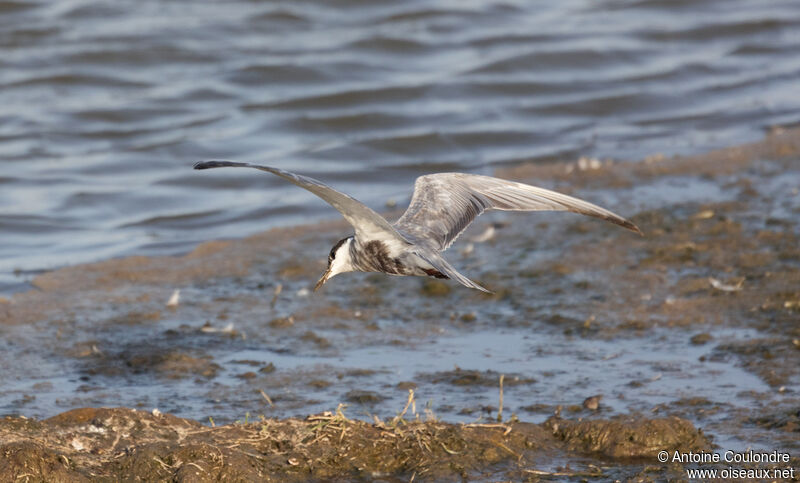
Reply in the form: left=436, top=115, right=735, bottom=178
left=194, top=161, right=641, bottom=293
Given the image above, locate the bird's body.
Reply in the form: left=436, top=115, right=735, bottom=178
left=335, top=236, right=446, bottom=279
left=194, top=161, right=641, bottom=292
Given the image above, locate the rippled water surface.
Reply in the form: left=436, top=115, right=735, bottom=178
left=2, top=0, right=800, bottom=289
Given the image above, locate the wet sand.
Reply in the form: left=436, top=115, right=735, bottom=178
left=1, top=127, right=799, bottom=480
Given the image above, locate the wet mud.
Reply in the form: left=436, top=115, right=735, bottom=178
left=0, top=407, right=708, bottom=481
left=2, top=127, right=800, bottom=480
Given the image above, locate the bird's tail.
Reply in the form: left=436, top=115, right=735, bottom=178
left=415, top=251, right=492, bottom=294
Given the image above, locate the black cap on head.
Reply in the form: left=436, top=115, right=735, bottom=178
left=328, top=236, right=352, bottom=263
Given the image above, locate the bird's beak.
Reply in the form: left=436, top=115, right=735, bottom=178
left=314, top=268, right=331, bottom=292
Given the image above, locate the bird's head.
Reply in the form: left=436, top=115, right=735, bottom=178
left=315, top=236, right=355, bottom=291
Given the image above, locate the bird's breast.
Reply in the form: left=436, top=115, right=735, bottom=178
left=356, top=239, right=410, bottom=275
left=353, top=239, right=448, bottom=279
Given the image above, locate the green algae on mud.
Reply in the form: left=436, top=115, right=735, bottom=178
left=0, top=407, right=710, bottom=481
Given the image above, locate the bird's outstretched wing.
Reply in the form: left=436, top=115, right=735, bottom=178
left=194, top=161, right=409, bottom=243
left=394, top=173, right=641, bottom=251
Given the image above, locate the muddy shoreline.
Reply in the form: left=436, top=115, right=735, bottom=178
left=1, top=406, right=710, bottom=481
left=2, top=128, right=800, bottom=481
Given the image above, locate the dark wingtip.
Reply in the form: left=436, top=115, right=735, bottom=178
left=609, top=215, right=643, bottom=236
left=193, top=160, right=249, bottom=170
left=193, top=161, right=213, bottom=170
left=624, top=220, right=644, bottom=236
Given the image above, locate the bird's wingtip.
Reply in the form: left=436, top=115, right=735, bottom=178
left=615, top=217, right=643, bottom=236
left=193, top=160, right=248, bottom=170
left=627, top=221, right=644, bottom=237
left=193, top=160, right=216, bottom=170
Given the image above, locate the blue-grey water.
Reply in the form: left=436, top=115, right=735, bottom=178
left=2, top=0, right=800, bottom=293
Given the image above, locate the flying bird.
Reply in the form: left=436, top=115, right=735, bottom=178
left=194, top=161, right=641, bottom=293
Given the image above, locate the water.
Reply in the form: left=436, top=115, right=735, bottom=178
left=1, top=324, right=767, bottom=437
left=2, top=0, right=800, bottom=293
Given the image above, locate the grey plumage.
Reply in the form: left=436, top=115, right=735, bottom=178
left=194, top=161, right=403, bottom=242
left=194, top=161, right=641, bottom=293
left=394, top=173, right=641, bottom=251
